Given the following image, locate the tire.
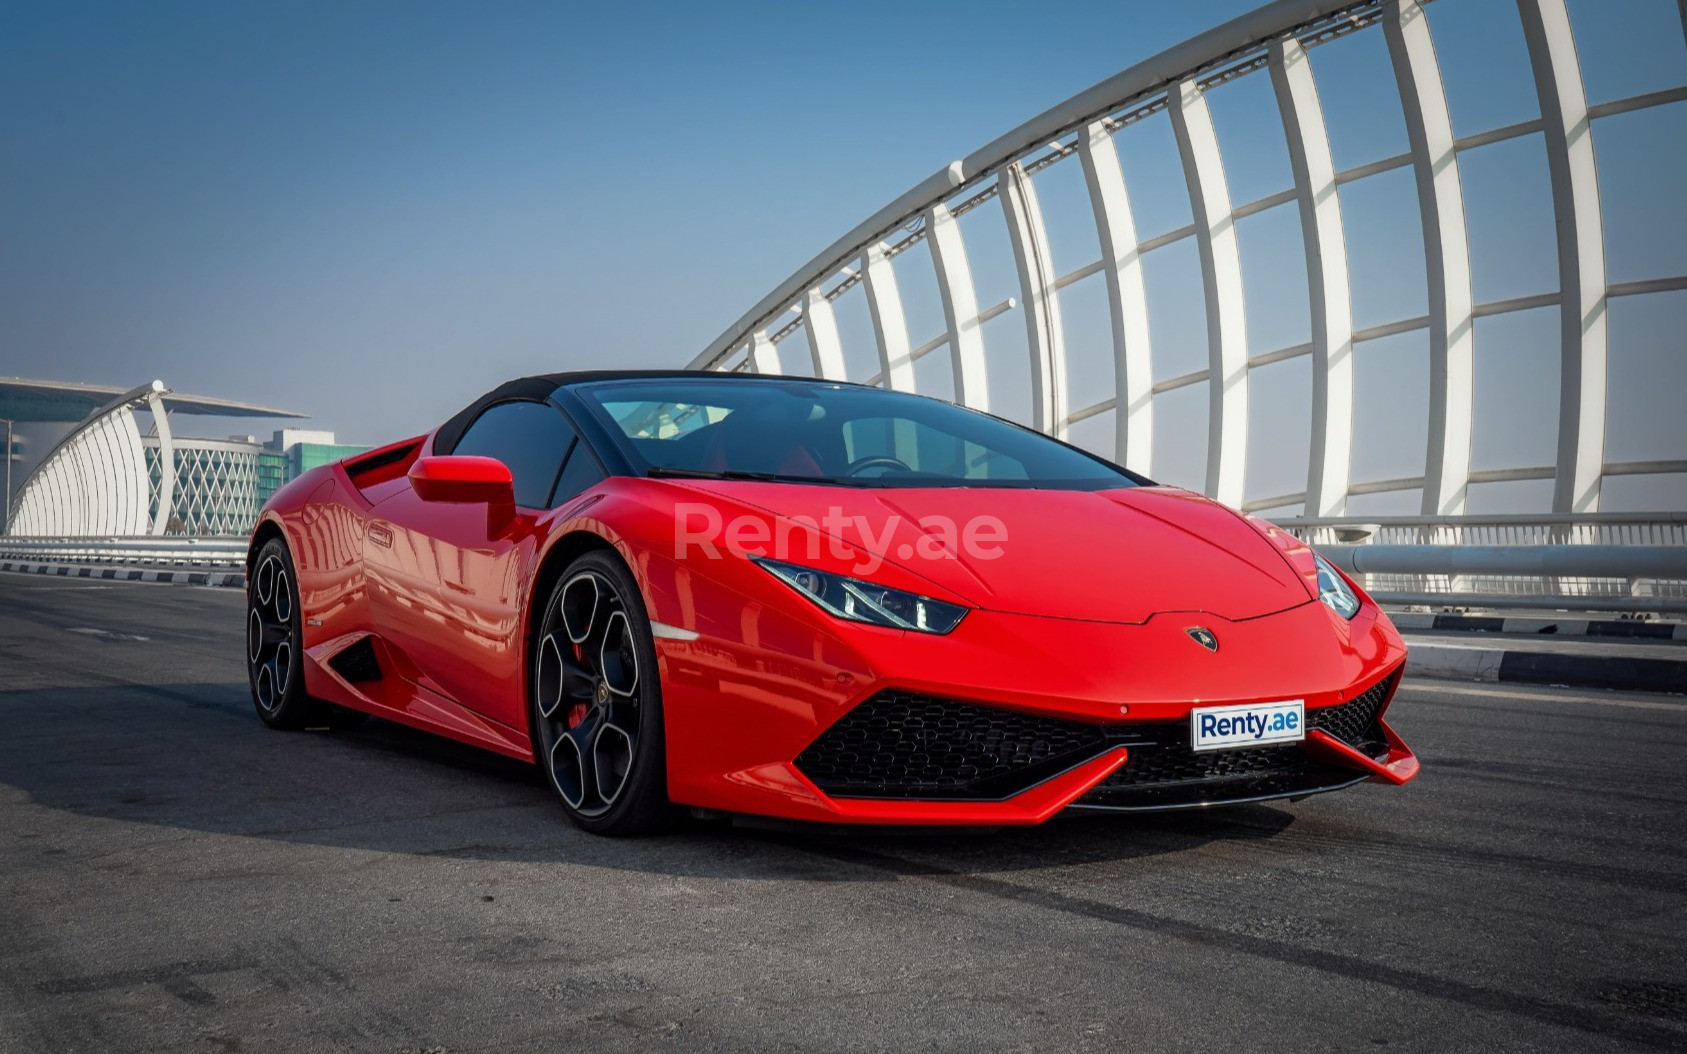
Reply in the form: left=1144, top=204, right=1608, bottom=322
left=246, top=537, right=322, bottom=729
left=531, top=550, right=673, bottom=835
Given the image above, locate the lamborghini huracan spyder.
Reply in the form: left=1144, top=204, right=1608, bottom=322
left=246, top=371, right=1417, bottom=834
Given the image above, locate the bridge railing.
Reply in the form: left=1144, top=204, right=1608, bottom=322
left=4, top=518, right=1685, bottom=613
left=1279, top=514, right=1687, bottom=612
left=0, top=536, right=247, bottom=570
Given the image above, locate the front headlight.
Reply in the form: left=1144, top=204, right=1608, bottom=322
left=754, top=558, right=968, bottom=634
left=1313, top=552, right=1361, bottom=619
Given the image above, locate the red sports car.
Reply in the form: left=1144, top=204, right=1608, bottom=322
left=247, top=371, right=1417, bottom=834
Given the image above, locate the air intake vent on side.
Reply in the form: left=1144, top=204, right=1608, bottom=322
left=342, top=436, right=423, bottom=491
left=328, top=637, right=384, bottom=683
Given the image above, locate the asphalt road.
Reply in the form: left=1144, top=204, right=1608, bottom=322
left=2, top=573, right=1684, bottom=1053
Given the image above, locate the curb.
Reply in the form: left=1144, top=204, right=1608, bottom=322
left=1407, top=642, right=1686, bottom=695
left=1389, top=611, right=1687, bottom=641
left=0, top=560, right=245, bottom=589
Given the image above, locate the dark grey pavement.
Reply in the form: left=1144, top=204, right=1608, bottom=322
left=2, top=572, right=1685, bottom=1053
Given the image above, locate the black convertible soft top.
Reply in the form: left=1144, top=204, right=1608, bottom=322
left=431, top=370, right=860, bottom=455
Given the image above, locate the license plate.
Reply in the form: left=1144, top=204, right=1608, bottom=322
left=1190, top=700, right=1305, bottom=752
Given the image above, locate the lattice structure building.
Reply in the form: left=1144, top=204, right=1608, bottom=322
left=145, top=438, right=266, bottom=536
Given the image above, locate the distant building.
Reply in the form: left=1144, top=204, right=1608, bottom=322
left=1, top=377, right=365, bottom=538
left=257, top=429, right=373, bottom=506
left=147, top=436, right=270, bottom=535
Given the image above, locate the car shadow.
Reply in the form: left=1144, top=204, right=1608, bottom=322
left=0, top=681, right=1306, bottom=880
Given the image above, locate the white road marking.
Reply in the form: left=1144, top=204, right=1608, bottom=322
left=13, top=584, right=114, bottom=591
left=65, top=627, right=151, bottom=642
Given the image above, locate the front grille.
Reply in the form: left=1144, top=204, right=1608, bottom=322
left=1076, top=732, right=1347, bottom=810
left=1100, top=738, right=1319, bottom=785
left=1077, top=673, right=1399, bottom=810
left=796, top=673, right=1400, bottom=806
left=1308, top=672, right=1396, bottom=758
left=795, top=692, right=1106, bottom=800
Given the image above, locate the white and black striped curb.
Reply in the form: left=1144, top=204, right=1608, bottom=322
left=1389, top=610, right=1687, bottom=641
left=1405, top=641, right=1686, bottom=695
left=0, top=560, right=246, bottom=588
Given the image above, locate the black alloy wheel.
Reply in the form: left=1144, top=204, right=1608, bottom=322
left=247, top=537, right=317, bottom=728
left=532, top=550, right=672, bottom=835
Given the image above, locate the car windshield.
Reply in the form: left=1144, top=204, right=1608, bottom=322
left=576, top=378, right=1144, bottom=489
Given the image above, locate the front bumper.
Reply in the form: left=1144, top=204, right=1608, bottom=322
left=656, top=597, right=1414, bottom=825
left=1072, top=670, right=1417, bottom=811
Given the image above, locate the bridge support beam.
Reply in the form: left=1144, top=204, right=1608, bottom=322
left=927, top=202, right=991, bottom=410
left=1078, top=120, right=1154, bottom=474
left=1000, top=161, right=1066, bottom=436
left=1170, top=77, right=1248, bottom=508
left=1519, top=0, right=1608, bottom=514
left=747, top=330, right=780, bottom=374
left=861, top=241, right=917, bottom=392
left=146, top=386, right=175, bottom=535
left=1272, top=35, right=1353, bottom=518
left=1386, top=0, right=1475, bottom=516
left=802, top=286, right=848, bottom=380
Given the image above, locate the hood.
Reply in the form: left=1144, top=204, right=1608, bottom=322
left=660, top=481, right=1315, bottom=623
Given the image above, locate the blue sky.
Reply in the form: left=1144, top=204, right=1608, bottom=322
left=0, top=0, right=1264, bottom=434
left=2, top=0, right=1684, bottom=511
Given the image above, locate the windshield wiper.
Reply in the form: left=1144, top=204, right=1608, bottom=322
left=645, top=465, right=874, bottom=486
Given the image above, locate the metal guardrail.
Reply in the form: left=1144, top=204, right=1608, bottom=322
left=1278, top=515, right=1687, bottom=614
left=0, top=536, right=247, bottom=569
left=4, top=518, right=1685, bottom=613
left=1279, top=512, right=1687, bottom=547
left=1312, top=543, right=1687, bottom=614
left=1317, top=544, right=1687, bottom=579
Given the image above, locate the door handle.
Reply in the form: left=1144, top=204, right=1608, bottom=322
left=368, top=523, right=393, bottom=548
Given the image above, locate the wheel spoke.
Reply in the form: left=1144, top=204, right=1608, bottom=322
left=561, top=573, right=600, bottom=645
left=599, top=610, right=638, bottom=698
left=254, top=557, right=276, bottom=608
left=549, top=706, right=603, bottom=810
left=536, top=634, right=566, bottom=719
left=272, top=569, right=292, bottom=622
left=536, top=632, right=596, bottom=719
left=248, top=608, right=265, bottom=664
left=591, top=721, right=635, bottom=805
left=256, top=659, right=276, bottom=711
left=272, top=640, right=292, bottom=695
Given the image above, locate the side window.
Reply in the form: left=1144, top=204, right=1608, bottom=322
left=550, top=440, right=607, bottom=508
left=451, top=401, right=576, bottom=508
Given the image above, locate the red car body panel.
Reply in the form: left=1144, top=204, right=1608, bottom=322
left=255, top=404, right=1417, bottom=826
left=669, top=482, right=1315, bottom=622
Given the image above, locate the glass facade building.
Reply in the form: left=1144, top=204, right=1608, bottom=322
left=255, top=433, right=372, bottom=509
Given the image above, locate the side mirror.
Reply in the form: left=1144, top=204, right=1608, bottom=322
left=408, top=456, right=515, bottom=506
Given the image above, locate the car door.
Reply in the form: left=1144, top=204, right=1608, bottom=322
left=364, top=399, right=580, bottom=731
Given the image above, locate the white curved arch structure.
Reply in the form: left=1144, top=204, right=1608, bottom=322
left=690, top=0, right=1687, bottom=517
left=7, top=381, right=176, bottom=537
